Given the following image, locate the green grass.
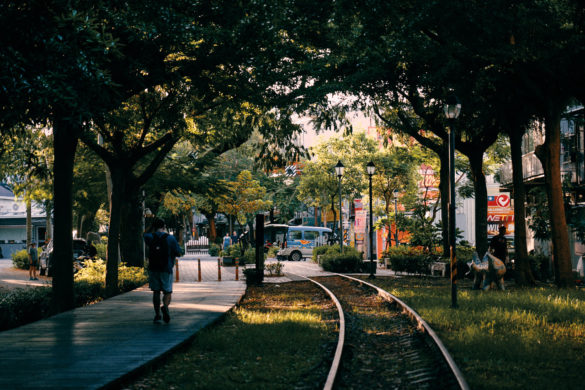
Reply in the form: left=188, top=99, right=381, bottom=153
left=125, top=282, right=337, bottom=390
left=365, top=276, right=585, bottom=390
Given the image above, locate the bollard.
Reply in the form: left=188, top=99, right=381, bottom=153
left=218, top=258, right=222, bottom=281
left=197, top=258, right=202, bottom=282
left=235, top=260, right=239, bottom=281
left=175, top=258, right=179, bottom=282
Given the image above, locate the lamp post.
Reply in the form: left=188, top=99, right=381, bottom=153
left=393, top=189, right=399, bottom=246
left=335, top=161, right=345, bottom=253
left=444, top=95, right=461, bottom=308
left=367, top=161, right=376, bottom=278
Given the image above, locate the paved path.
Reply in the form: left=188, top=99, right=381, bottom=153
left=0, top=255, right=246, bottom=390
left=0, top=255, right=394, bottom=389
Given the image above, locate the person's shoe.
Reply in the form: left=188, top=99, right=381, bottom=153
left=161, top=306, right=170, bottom=323
left=29, top=277, right=34, bottom=280
left=33, top=278, right=39, bottom=280
left=153, top=314, right=162, bottom=323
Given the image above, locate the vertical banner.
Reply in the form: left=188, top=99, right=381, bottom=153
left=255, top=214, right=264, bottom=273
left=355, top=210, right=367, bottom=234
left=487, top=193, right=514, bottom=237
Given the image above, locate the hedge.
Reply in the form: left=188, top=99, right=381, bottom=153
left=0, top=260, right=147, bottom=332
left=320, top=246, right=364, bottom=273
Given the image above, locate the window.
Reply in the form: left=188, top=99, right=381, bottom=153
left=304, top=231, right=318, bottom=240
left=289, top=230, right=303, bottom=240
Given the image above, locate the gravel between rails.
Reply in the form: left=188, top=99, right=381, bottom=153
left=313, top=275, right=460, bottom=389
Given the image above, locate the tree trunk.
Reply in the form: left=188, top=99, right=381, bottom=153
left=203, top=211, right=217, bottom=242
left=439, top=145, right=450, bottom=257
left=509, top=128, right=534, bottom=285
left=535, top=108, right=574, bottom=288
left=78, top=214, right=85, bottom=239
left=119, top=189, right=145, bottom=267
left=105, top=168, right=124, bottom=297
left=44, top=201, right=53, bottom=241
left=330, top=196, right=337, bottom=237
left=26, top=198, right=32, bottom=247
left=469, top=152, right=489, bottom=256
left=51, top=120, right=78, bottom=313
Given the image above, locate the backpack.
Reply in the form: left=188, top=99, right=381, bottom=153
left=148, top=233, right=169, bottom=271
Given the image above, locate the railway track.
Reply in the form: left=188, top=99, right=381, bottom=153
left=300, top=274, right=468, bottom=390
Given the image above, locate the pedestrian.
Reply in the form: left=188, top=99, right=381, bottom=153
left=240, top=231, right=249, bottom=253
left=28, top=242, right=39, bottom=280
left=490, top=225, right=509, bottom=264
left=144, top=218, right=182, bottom=324
left=231, top=231, right=238, bottom=246
left=222, top=232, right=231, bottom=251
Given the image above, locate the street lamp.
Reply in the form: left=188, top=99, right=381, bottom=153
left=393, top=189, right=399, bottom=246
left=444, top=94, right=461, bottom=309
left=335, top=161, right=345, bottom=253
left=367, top=161, right=376, bottom=278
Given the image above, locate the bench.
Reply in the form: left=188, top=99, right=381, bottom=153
left=430, top=262, right=447, bottom=277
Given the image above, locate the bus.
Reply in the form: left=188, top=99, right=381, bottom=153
left=264, top=224, right=332, bottom=261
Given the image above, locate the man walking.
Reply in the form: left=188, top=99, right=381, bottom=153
left=144, top=218, right=182, bottom=323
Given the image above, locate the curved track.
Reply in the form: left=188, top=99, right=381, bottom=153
left=296, top=274, right=469, bottom=390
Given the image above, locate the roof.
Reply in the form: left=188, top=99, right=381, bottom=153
left=0, top=184, right=14, bottom=198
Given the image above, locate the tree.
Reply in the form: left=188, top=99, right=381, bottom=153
left=369, top=144, right=421, bottom=250
left=297, top=133, right=378, bottom=235
left=217, top=170, right=272, bottom=235
left=1, top=1, right=205, bottom=311
left=72, top=144, right=108, bottom=238
left=0, top=126, right=53, bottom=247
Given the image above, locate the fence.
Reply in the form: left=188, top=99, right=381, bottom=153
left=186, top=236, right=210, bottom=254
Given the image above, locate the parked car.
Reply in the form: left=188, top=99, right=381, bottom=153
left=42, top=238, right=89, bottom=276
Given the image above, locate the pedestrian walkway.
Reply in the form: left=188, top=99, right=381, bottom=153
left=0, top=255, right=246, bottom=390
left=0, top=255, right=396, bottom=389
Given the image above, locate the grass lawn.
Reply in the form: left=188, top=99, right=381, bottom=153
left=122, top=281, right=337, bottom=390
left=364, top=276, right=585, bottom=390
left=121, top=275, right=584, bottom=389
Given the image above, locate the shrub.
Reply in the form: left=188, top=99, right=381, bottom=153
left=457, top=245, right=477, bottom=263
left=220, top=244, right=241, bottom=258
left=0, top=260, right=147, bottom=332
left=312, top=245, right=333, bottom=263
left=265, top=261, right=285, bottom=276
left=321, top=246, right=363, bottom=273
left=528, top=254, right=552, bottom=281
left=12, top=248, right=33, bottom=270
left=75, top=259, right=147, bottom=291
left=94, top=243, right=107, bottom=260
left=383, top=246, right=434, bottom=275
left=208, top=243, right=220, bottom=256
left=0, top=286, right=52, bottom=331
left=241, top=247, right=266, bottom=264
left=267, top=245, right=280, bottom=258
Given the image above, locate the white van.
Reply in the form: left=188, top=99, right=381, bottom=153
left=273, top=225, right=332, bottom=261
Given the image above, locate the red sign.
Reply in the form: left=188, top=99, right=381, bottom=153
left=488, top=194, right=510, bottom=207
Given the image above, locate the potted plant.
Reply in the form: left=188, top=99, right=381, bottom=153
left=221, top=245, right=241, bottom=266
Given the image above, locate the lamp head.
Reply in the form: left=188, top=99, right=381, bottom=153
left=366, top=161, right=376, bottom=176
left=334, top=160, right=345, bottom=177
left=443, top=95, right=461, bottom=120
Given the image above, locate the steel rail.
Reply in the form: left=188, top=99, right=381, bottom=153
left=338, top=274, right=470, bottom=390
left=288, top=273, right=345, bottom=390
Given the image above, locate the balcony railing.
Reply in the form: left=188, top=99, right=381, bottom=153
left=499, top=152, right=544, bottom=185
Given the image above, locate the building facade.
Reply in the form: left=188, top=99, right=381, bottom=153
left=499, top=106, right=585, bottom=270
left=0, top=184, right=48, bottom=258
